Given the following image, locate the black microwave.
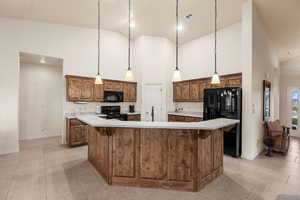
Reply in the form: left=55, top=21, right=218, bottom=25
left=104, top=91, right=124, bottom=102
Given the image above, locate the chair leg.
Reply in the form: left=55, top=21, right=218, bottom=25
left=265, top=147, right=272, bottom=157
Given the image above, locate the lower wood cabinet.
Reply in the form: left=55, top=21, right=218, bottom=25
left=127, top=114, right=141, bottom=121
left=168, top=114, right=202, bottom=122
left=66, top=119, right=88, bottom=147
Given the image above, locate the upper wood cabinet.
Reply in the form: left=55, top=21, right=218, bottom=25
left=173, top=73, right=242, bottom=102
left=66, top=75, right=137, bottom=102
left=173, top=81, right=190, bottom=102
left=94, top=83, right=104, bottom=101
left=66, top=76, right=94, bottom=102
left=104, top=80, right=123, bottom=92
left=123, top=82, right=137, bottom=102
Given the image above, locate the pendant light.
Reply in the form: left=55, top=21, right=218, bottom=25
left=95, top=0, right=103, bottom=85
left=211, top=0, right=220, bottom=84
left=172, top=0, right=182, bottom=82
left=124, top=0, right=135, bottom=81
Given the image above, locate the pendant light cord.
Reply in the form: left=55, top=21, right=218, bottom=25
left=214, top=0, right=217, bottom=74
left=97, top=0, right=100, bottom=75
left=128, top=0, right=131, bottom=70
left=175, top=0, right=179, bottom=70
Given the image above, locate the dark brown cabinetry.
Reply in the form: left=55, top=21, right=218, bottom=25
left=123, top=82, right=137, bottom=102
left=66, top=75, right=137, bottom=102
left=173, top=73, right=242, bottom=102
left=66, top=119, right=88, bottom=147
left=66, top=76, right=94, bottom=102
left=127, top=114, right=141, bottom=121
left=168, top=114, right=202, bottom=122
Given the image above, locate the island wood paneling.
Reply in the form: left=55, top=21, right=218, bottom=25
left=111, top=128, right=136, bottom=178
left=88, top=127, right=228, bottom=192
left=168, top=130, right=195, bottom=182
left=140, top=129, right=168, bottom=180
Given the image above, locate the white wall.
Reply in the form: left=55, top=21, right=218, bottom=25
left=246, top=4, right=280, bottom=159
left=19, top=63, right=63, bottom=140
left=134, top=36, right=174, bottom=121
left=280, top=57, right=300, bottom=126
left=167, top=23, right=243, bottom=112
left=0, top=18, right=136, bottom=154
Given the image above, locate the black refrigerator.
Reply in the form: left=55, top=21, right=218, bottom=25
left=203, top=87, right=242, bottom=157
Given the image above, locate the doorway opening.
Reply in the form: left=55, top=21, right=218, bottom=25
left=19, top=52, right=64, bottom=141
left=142, top=84, right=164, bottom=122
left=287, top=87, right=300, bottom=137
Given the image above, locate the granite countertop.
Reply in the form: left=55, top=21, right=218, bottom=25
left=121, top=112, right=141, bottom=115
left=168, top=112, right=203, bottom=118
left=77, top=114, right=239, bottom=130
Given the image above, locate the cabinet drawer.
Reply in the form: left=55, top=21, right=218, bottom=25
left=127, top=114, right=141, bottom=121
left=184, top=116, right=202, bottom=122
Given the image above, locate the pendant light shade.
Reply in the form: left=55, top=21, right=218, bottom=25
left=211, top=0, right=220, bottom=85
left=95, top=0, right=103, bottom=85
left=172, top=69, right=182, bottom=82
left=125, top=69, right=135, bottom=81
left=172, top=0, right=182, bottom=82
left=211, top=72, right=220, bottom=84
left=125, top=0, right=135, bottom=81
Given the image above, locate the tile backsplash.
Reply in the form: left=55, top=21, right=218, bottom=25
left=64, top=102, right=137, bottom=114
left=172, top=102, right=204, bottom=113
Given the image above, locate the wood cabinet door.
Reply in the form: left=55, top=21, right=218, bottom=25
left=67, top=77, right=82, bottom=101
left=199, top=80, right=210, bottom=102
left=168, top=130, right=195, bottom=182
left=94, top=82, right=104, bottom=101
left=111, top=128, right=137, bottom=178
left=83, top=125, right=89, bottom=143
left=189, top=80, right=200, bottom=101
left=173, top=83, right=182, bottom=101
left=124, top=82, right=137, bottom=102
left=226, top=75, right=242, bottom=87
left=140, top=129, right=168, bottom=180
left=104, top=80, right=123, bottom=91
left=181, top=82, right=190, bottom=101
left=81, top=79, right=94, bottom=101
left=175, top=115, right=186, bottom=122
left=70, top=125, right=85, bottom=145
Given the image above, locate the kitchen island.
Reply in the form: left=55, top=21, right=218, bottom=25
left=78, top=115, right=239, bottom=192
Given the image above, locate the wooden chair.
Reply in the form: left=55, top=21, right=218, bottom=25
left=264, top=120, right=290, bottom=155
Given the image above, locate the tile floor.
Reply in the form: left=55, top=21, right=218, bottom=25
left=0, top=137, right=299, bottom=200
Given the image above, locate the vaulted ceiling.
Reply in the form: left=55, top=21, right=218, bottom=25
left=0, top=0, right=242, bottom=44
left=254, top=0, right=300, bottom=61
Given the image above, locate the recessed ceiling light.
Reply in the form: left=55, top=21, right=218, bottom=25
left=40, top=57, right=46, bottom=64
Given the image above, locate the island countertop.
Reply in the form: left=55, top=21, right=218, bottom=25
left=77, top=114, right=239, bottom=130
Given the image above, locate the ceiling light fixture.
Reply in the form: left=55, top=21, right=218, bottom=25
left=124, top=0, right=135, bottom=81
left=211, top=0, right=220, bottom=85
left=95, top=0, right=103, bottom=85
left=172, top=0, right=182, bottom=82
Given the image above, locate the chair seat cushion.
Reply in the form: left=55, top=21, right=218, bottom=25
left=267, top=120, right=283, bottom=136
